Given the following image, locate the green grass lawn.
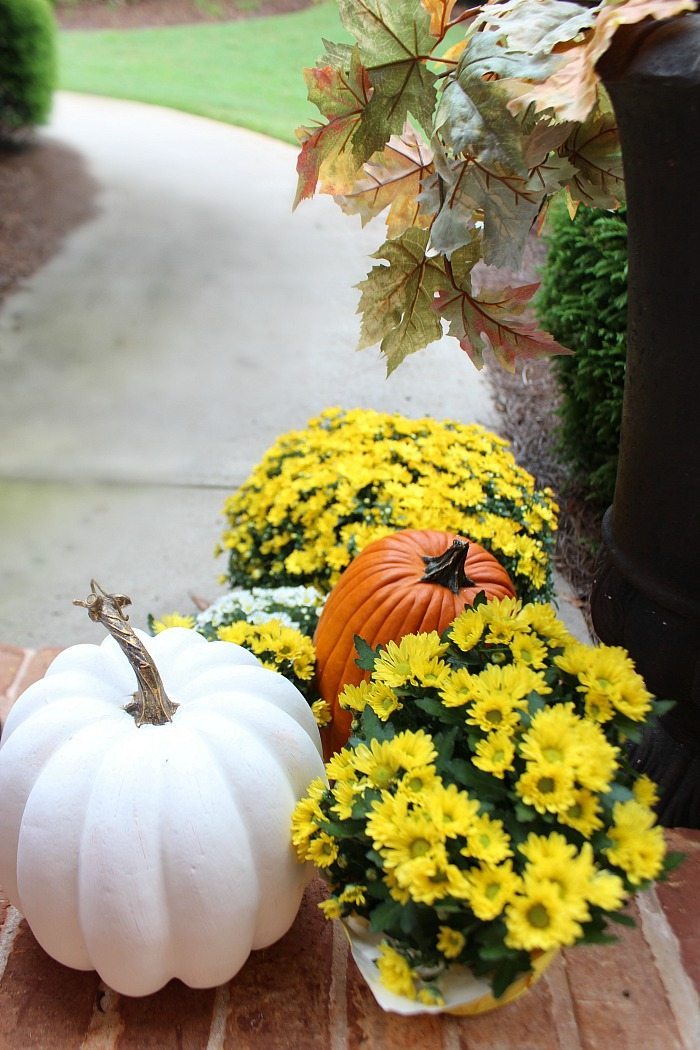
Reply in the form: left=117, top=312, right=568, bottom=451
left=58, top=2, right=349, bottom=144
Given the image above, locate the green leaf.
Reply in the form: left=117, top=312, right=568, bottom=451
left=356, top=226, right=447, bottom=371
left=514, top=802, right=537, bottom=823
left=369, top=899, right=405, bottom=933
left=338, top=0, right=438, bottom=162
left=661, top=851, right=686, bottom=876
left=354, top=634, right=380, bottom=671
left=414, top=696, right=450, bottom=719
left=606, top=911, right=637, bottom=928
left=319, top=818, right=365, bottom=839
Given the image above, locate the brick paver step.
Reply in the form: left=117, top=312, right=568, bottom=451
left=1, top=646, right=699, bottom=1049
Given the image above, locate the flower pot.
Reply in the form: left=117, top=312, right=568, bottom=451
left=343, top=917, right=556, bottom=1017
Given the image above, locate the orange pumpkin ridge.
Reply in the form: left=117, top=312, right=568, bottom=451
left=315, top=529, right=516, bottom=757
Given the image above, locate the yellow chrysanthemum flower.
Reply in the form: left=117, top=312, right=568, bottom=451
left=449, top=608, right=485, bottom=652
left=520, top=602, right=574, bottom=648
left=505, top=878, right=585, bottom=951
left=633, top=774, right=660, bottom=809
left=510, top=632, right=548, bottom=670
left=326, top=749, right=359, bottom=784
left=570, top=720, right=620, bottom=793
left=462, top=813, right=513, bottom=864
left=522, top=840, right=593, bottom=923
left=338, top=680, right=374, bottom=713
left=400, top=765, right=439, bottom=797
left=417, top=987, right=445, bottom=1007
left=339, top=885, right=367, bottom=907
left=151, top=613, right=195, bottom=633
left=217, top=622, right=251, bottom=645
left=367, top=682, right=403, bottom=721
left=605, top=801, right=666, bottom=885
left=318, top=897, right=343, bottom=920
left=586, top=869, right=627, bottom=912
left=439, top=668, right=476, bottom=708
left=369, top=806, right=445, bottom=868
left=518, top=703, right=585, bottom=767
left=437, top=926, right=466, bottom=959
left=466, top=690, right=526, bottom=733
left=390, top=728, right=439, bottom=770
left=331, top=779, right=360, bottom=821
left=472, top=730, right=516, bottom=778
left=516, top=762, right=577, bottom=815
left=311, top=699, right=332, bottom=727
left=394, top=853, right=468, bottom=905
left=464, top=861, right=522, bottom=920
left=425, top=781, right=480, bottom=837
left=372, top=633, right=448, bottom=689
left=480, top=596, right=526, bottom=644
left=306, top=832, right=339, bottom=868
left=376, top=944, right=417, bottom=1000
left=558, top=788, right=604, bottom=837
left=352, top=738, right=407, bottom=790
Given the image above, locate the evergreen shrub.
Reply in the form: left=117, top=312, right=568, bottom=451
left=536, top=202, right=628, bottom=507
left=0, top=0, right=56, bottom=134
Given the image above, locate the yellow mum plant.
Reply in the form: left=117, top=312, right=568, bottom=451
left=218, top=407, right=558, bottom=603
left=292, top=595, right=680, bottom=1008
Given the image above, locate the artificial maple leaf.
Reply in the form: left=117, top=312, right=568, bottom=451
left=338, top=0, right=439, bottom=164
left=355, top=227, right=447, bottom=372
left=435, top=242, right=571, bottom=370
left=471, top=0, right=598, bottom=55
left=562, top=93, right=624, bottom=209
left=334, top=126, right=435, bottom=237
left=294, top=45, right=371, bottom=207
left=431, top=152, right=542, bottom=268
left=507, top=0, right=696, bottom=123
left=437, top=77, right=526, bottom=173
left=421, top=0, right=460, bottom=39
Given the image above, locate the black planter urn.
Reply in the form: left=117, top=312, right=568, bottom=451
left=591, top=13, right=700, bottom=827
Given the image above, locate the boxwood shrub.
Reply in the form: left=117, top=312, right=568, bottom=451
left=535, top=201, right=628, bottom=507
left=0, top=0, right=57, bottom=134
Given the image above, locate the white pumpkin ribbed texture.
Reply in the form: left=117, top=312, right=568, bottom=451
left=0, top=627, right=325, bottom=996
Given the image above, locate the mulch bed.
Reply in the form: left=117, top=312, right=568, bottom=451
left=0, top=138, right=98, bottom=303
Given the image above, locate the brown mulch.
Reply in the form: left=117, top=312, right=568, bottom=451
left=0, top=138, right=98, bottom=304
left=55, top=0, right=312, bottom=30
left=486, top=358, right=603, bottom=635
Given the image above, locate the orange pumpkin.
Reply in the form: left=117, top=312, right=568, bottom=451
left=315, top=529, right=516, bottom=756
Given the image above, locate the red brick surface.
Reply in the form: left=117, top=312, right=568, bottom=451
left=656, top=830, right=700, bottom=994
left=1, top=646, right=699, bottom=1048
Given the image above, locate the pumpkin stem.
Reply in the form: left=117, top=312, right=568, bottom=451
left=420, top=539, right=475, bottom=594
left=74, top=580, right=179, bottom=726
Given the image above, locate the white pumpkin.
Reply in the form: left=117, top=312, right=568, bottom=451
left=0, top=584, right=325, bottom=997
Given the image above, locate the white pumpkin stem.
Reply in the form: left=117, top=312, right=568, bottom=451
left=74, top=580, right=179, bottom=726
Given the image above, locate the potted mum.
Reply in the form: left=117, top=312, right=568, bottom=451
left=292, top=595, right=680, bottom=1014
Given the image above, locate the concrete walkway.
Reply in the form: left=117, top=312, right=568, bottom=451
left=0, top=93, right=579, bottom=648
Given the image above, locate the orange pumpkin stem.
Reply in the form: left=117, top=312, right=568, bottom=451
left=420, top=539, right=475, bottom=594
